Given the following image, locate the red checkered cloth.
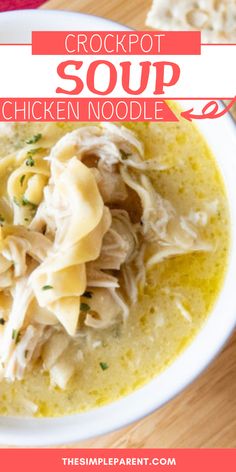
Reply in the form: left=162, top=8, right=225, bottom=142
left=0, top=0, right=46, bottom=12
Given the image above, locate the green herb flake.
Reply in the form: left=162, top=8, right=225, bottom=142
left=80, top=303, right=91, bottom=313
left=25, top=147, right=46, bottom=165
left=22, top=196, right=28, bottom=206
left=42, top=285, right=53, bottom=291
left=25, top=156, right=35, bottom=167
left=26, top=133, right=42, bottom=145
left=12, top=329, right=18, bottom=341
left=24, top=217, right=29, bottom=222
left=83, top=291, right=93, bottom=299
left=99, top=362, right=109, bottom=371
left=120, top=149, right=131, bottom=160
left=22, top=196, right=37, bottom=209
left=0, top=318, right=5, bottom=325
left=20, top=174, right=26, bottom=186
left=0, top=214, right=5, bottom=225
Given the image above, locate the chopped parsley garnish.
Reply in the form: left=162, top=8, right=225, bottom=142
left=0, top=318, right=5, bottom=325
left=24, top=217, right=29, bottom=222
left=25, top=147, right=46, bottom=166
left=12, top=329, right=16, bottom=340
left=25, top=155, right=35, bottom=167
left=20, top=174, right=26, bottom=186
left=21, top=196, right=28, bottom=206
left=13, top=195, right=37, bottom=209
left=99, top=362, right=109, bottom=371
left=22, top=196, right=37, bottom=209
left=80, top=303, right=91, bottom=312
left=26, top=133, right=42, bottom=145
left=83, top=291, right=93, bottom=299
left=12, top=329, right=20, bottom=343
left=120, top=149, right=131, bottom=160
left=42, top=285, right=53, bottom=291
left=0, top=214, right=5, bottom=225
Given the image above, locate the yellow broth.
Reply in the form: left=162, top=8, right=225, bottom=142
left=0, top=110, right=229, bottom=417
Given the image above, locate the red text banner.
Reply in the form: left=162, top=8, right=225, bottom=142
left=32, top=31, right=201, bottom=55
left=0, top=98, right=178, bottom=122
left=0, top=448, right=235, bottom=472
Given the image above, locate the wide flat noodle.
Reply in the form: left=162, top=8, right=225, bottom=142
left=51, top=158, right=104, bottom=248
left=29, top=160, right=107, bottom=335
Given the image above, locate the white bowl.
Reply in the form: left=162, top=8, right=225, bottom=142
left=0, top=10, right=235, bottom=447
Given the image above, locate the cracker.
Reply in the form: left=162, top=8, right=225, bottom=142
left=146, top=0, right=236, bottom=43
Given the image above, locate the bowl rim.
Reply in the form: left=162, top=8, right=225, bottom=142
left=0, top=9, right=235, bottom=447
left=0, top=8, right=130, bottom=38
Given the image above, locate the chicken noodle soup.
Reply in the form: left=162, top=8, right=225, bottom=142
left=0, top=109, right=229, bottom=416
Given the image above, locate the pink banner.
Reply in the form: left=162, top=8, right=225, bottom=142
left=32, top=31, right=201, bottom=55
left=0, top=98, right=179, bottom=122
left=0, top=449, right=235, bottom=471
left=0, top=0, right=45, bottom=11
